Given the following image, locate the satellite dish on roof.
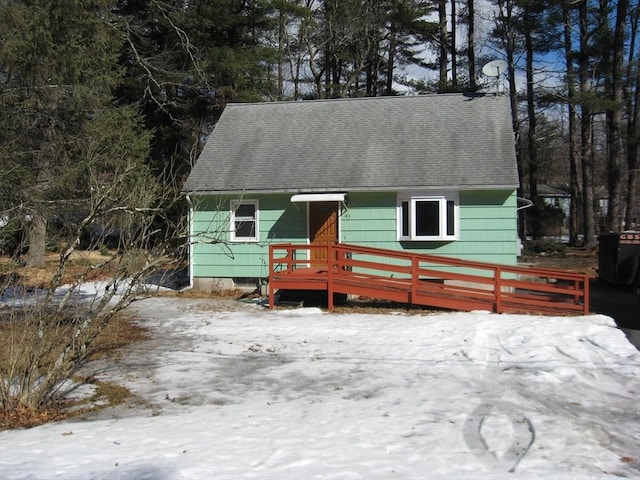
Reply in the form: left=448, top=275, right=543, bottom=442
left=482, top=59, right=508, bottom=96
left=482, top=59, right=508, bottom=77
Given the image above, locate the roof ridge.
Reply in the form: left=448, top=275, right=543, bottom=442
left=224, top=92, right=493, bottom=108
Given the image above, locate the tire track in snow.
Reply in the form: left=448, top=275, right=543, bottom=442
left=460, top=326, right=535, bottom=473
left=463, top=401, right=535, bottom=473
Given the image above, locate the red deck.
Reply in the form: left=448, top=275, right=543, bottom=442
left=268, top=243, right=590, bottom=315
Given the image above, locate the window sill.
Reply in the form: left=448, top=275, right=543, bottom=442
left=399, top=237, right=458, bottom=242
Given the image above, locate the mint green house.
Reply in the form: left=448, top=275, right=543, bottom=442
left=183, top=94, right=519, bottom=291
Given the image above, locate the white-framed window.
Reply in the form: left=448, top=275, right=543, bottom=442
left=230, top=199, right=259, bottom=242
left=398, top=192, right=459, bottom=241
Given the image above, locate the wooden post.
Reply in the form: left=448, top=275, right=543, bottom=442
left=495, top=266, right=502, bottom=313
left=411, top=256, right=419, bottom=305
left=583, top=275, right=590, bottom=314
left=268, top=245, right=275, bottom=309
left=327, top=244, right=334, bottom=310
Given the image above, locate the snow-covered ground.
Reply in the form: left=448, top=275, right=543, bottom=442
left=1, top=296, right=640, bottom=479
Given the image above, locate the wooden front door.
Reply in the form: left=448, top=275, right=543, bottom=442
left=309, top=201, right=338, bottom=262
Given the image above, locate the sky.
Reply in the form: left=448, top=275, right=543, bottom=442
left=397, top=0, right=562, bottom=95
left=1, top=292, right=639, bottom=480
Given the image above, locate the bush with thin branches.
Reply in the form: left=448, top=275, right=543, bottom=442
left=0, top=164, right=186, bottom=417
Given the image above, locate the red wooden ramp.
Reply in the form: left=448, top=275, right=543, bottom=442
left=268, top=243, right=590, bottom=315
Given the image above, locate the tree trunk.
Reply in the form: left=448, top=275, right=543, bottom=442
left=497, top=0, right=523, bottom=237
left=467, top=0, right=476, bottom=91
left=626, top=160, right=639, bottom=231
left=607, top=0, right=628, bottom=232
left=625, top=5, right=639, bottom=230
left=580, top=0, right=596, bottom=248
left=26, top=211, right=46, bottom=268
left=277, top=6, right=285, bottom=101
left=439, top=0, right=448, bottom=92
left=564, top=4, right=581, bottom=246
left=386, top=27, right=396, bottom=95
left=524, top=11, right=540, bottom=239
left=451, top=0, right=457, bottom=87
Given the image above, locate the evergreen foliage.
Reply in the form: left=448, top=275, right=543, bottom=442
left=0, top=0, right=639, bottom=259
left=0, top=0, right=151, bottom=265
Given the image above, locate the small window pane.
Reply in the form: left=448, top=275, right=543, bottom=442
left=401, top=201, right=409, bottom=237
left=446, top=200, right=455, bottom=236
left=415, top=200, right=439, bottom=236
left=235, top=220, right=255, bottom=238
left=235, top=204, right=255, bottom=219
left=232, top=202, right=257, bottom=240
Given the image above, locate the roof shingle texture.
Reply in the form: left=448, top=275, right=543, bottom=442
left=184, top=94, right=519, bottom=194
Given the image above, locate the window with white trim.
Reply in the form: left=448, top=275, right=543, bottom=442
left=398, top=193, right=459, bottom=241
left=230, top=200, right=259, bottom=242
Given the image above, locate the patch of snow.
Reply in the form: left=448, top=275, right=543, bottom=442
left=1, top=297, right=639, bottom=479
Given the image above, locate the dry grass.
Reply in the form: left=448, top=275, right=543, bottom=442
left=157, top=287, right=252, bottom=299
left=0, top=251, right=153, bottom=430
left=0, top=312, right=150, bottom=430
left=0, top=400, right=73, bottom=430
left=0, top=251, right=115, bottom=289
left=523, top=248, right=599, bottom=276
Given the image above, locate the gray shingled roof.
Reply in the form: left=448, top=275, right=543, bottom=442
left=184, top=94, right=518, bottom=194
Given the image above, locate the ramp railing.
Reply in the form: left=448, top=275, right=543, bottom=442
left=269, top=243, right=590, bottom=315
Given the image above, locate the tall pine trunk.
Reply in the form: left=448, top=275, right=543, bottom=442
left=607, top=0, right=628, bottom=232
left=625, top=6, right=639, bottom=230
left=439, top=0, right=448, bottom=91
left=467, top=0, right=476, bottom=91
left=564, top=5, right=581, bottom=246
left=386, top=27, right=396, bottom=95
left=497, top=0, right=523, bottom=238
left=580, top=0, right=596, bottom=248
left=524, top=10, right=539, bottom=239
left=451, top=0, right=457, bottom=87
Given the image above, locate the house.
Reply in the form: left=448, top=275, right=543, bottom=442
left=183, top=93, right=519, bottom=291
left=538, top=184, right=571, bottom=240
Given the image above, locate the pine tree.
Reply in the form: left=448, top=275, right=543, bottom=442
left=0, top=0, right=150, bottom=267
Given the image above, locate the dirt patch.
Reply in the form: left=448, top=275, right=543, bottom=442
left=0, top=251, right=115, bottom=289
left=519, top=249, right=599, bottom=276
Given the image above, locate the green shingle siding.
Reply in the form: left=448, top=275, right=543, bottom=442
left=190, top=189, right=518, bottom=281
left=191, top=194, right=304, bottom=279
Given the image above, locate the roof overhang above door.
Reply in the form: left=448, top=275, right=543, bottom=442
left=290, top=193, right=347, bottom=203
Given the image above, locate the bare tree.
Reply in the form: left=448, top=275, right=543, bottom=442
left=439, top=0, right=449, bottom=91
left=467, top=0, right=477, bottom=91
left=493, top=0, right=523, bottom=219
left=451, top=0, right=458, bottom=87
left=563, top=2, right=581, bottom=246
left=579, top=0, right=596, bottom=247
left=0, top=161, right=186, bottom=414
left=607, top=0, right=629, bottom=232
left=625, top=3, right=640, bottom=230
